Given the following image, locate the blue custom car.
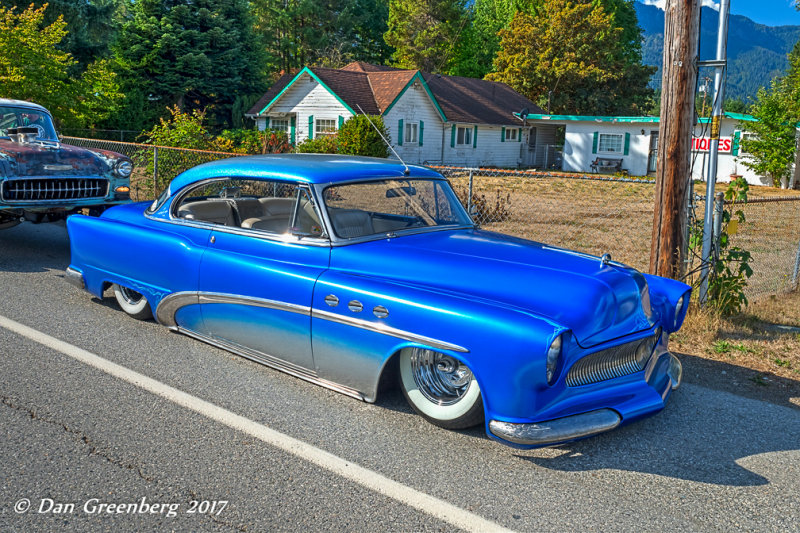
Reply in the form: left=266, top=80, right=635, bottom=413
left=65, top=154, right=690, bottom=448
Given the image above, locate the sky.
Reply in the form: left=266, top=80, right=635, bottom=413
left=640, top=0, right=800, bottom=27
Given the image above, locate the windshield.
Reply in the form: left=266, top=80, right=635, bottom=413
left=0, top=106, right=58, bottom=140
left=322, top=178, right=472, bottom=239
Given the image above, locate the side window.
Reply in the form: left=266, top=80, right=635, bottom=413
left=174, top=178, right=323, bottom=236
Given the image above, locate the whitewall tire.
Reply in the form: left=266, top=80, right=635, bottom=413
left=399, top=347, right=484, bottom=430
left=112, top=283, right=153, bottom=320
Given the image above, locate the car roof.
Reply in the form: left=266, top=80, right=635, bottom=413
left=0, top=98, right=51, bottom=114
left=169, top=154, right=443, bottom=192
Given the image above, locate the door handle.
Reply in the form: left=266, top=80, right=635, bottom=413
left=210, top=235, right=216, bottom=244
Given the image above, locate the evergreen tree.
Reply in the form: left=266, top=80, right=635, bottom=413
left=114, top=0, right=266, bottom=130
left=252, top=0, right=392, bottom=71
left=384, top=0, right=468, bottom=72
left=4, top=0, right=119, bottom=71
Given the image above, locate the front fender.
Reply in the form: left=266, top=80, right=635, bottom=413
left=310, top=270, right=563, bottom=416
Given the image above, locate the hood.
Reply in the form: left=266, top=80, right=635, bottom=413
left=0, top=139, right=116, bottom=177
left=330, top=229, right=655, bottom=347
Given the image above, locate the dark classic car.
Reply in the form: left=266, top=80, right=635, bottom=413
left=0, top=98, right=133, bottom=229
left=65, top=154, right=690, bottom=448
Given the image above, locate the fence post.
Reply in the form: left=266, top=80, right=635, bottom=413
left=467, top=169, right=474, bottom=216
left=792, top=237, right=800, bottom=290
left=712, top=192, right=724, bottom=264
left=153, top=146, right=159, bottom=198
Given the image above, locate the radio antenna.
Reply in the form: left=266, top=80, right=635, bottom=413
left=355, top=104, right=409, bottom=175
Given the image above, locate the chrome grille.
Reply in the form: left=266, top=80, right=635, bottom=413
left=566, top=332, right=659, bottom=387
left=1, top=178, right=109, bottom=202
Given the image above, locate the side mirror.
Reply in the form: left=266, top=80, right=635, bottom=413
left=386, top=186, right=417, bottom=198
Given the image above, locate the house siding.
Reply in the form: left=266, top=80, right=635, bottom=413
left=384, top=84, right=444, bottom=165
left=258, top=73, right=352, bottom=143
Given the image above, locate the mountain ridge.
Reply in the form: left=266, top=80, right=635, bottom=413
left=636, top=2, right=800, bottom=102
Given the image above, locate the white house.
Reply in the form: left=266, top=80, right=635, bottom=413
left=530, top=112, right=772, bottom=185
left=245, top=62, right=559, bottom=168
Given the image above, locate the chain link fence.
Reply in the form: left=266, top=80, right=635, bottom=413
left=62, top=137, right=246, bottom=202
left=62, top=137, right=800, bottom=302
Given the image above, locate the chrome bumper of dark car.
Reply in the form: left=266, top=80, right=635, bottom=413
left=65, top=266, right=85, bottom=290
left=490, top=353, right=683, bottom=446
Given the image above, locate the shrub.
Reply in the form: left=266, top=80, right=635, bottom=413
left=337, top=115, right=390, bottom=158
left=296, top=135, right=338, bottom=154
left=216, top=128, right=291, bottom=154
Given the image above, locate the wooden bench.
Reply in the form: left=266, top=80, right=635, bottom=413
left=590, top=157, right=625, bottom=174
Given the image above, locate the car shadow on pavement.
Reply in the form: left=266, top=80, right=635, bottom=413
left=514, top=377, right=800, bottom=487
left=0, top=222, right=70, bottom=273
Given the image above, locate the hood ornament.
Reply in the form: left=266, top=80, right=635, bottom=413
left=600, top=253, right=612, bottom=266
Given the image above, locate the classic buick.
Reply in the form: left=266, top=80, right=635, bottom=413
left=0, top=98, right=132, bottom=229
left=65, top=154, right=690, bottom=448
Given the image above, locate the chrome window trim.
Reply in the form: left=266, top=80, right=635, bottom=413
left=145, top=176, right=333, bottom=247
left=313, top=177, right=475, bottom=245
left=155, top=291, right=469, bottom=354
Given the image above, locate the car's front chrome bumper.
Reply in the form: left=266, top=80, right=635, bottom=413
left=489, top=353, right=683, bottom=446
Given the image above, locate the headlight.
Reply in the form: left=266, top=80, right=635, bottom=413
left=674, top=294, right=687, bottom=328
left=114, top=160, right=133, bottom=178
left=546, top=334, right=563, bottom=385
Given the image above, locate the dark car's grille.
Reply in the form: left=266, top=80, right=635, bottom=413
left=1, top=178, right=109, bottom=202
left=565, top=331, right=659, bottom=387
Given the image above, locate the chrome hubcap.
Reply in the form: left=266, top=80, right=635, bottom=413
left=409, top=348, right=473, bottom=406
left=120, top=286, right=144, bottom=305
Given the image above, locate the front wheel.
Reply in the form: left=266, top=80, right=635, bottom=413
left=398, top=347, right=484, bottom=430
left=112, top=284, right=153, bottom=320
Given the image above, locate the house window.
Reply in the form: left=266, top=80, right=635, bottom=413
left=315, top=118, right=337, bottom=136
left=598, top=133, right=624, bottom=153
left=456, top=126, right=472, bottom=145
left=271, top=119, right=289, bottom=133
left=405, top=122, right=418, bottom=144
left=505, top=128, right=517, bottom=141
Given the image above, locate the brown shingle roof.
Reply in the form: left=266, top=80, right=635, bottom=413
left=248, top=63, right=543, bottom=125
left=423, top=73, right=543, bottom=126
left=311, top=68, right=380, bottom=114
left=341, top=62, right=403, bottom=73
left=366, top=71, right=417, bottom=112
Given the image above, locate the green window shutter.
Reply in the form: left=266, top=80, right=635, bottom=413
left=398, top=119, right=404, bottom=146
left=623, top=132, right=630, bottom=155
left=264, top=117, right=270, bottom=129
left=451, top=124, right=456, bottom=148
left=518, top=128, right=522, bottom=142
left=732, top=130, right=741, bottom=156
left=473, top=125, right=478, bottom=148
left=338, top=115, right=344, bottom=129
left=592, top=131, right=598, bottom=154
left=501, top=127, right=505, bottom=142
left=419, top=120, right=424, bottom=146
left=308, top=115, right=314, bottom=140
left=290, top=116, right=296, bottom=145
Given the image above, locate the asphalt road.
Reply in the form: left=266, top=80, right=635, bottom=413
left=0, top=222, right=798, bottom=532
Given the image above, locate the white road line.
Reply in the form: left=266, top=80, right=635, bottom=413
left=0, top=314, right=512, bottom=533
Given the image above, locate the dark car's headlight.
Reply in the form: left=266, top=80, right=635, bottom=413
left=546, top=334, right=564, bottom=385
left=114, top=160, right=133, bottom=178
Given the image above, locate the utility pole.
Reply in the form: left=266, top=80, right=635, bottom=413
left=698, top=0, right=731, bottom=304
left=650, top=0, right=701, bottom=279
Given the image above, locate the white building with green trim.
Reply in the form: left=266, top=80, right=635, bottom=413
left=528, top=112, right=769, bottom=185
left=246, top=62, right=558, bottom=168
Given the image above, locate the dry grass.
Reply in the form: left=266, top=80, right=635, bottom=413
left=671, top=291, right=800, bottom=381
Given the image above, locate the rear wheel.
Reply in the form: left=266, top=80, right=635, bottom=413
left=398, top=347, right=484, bottom=430
left=112, top=284, right=153, bottom=320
